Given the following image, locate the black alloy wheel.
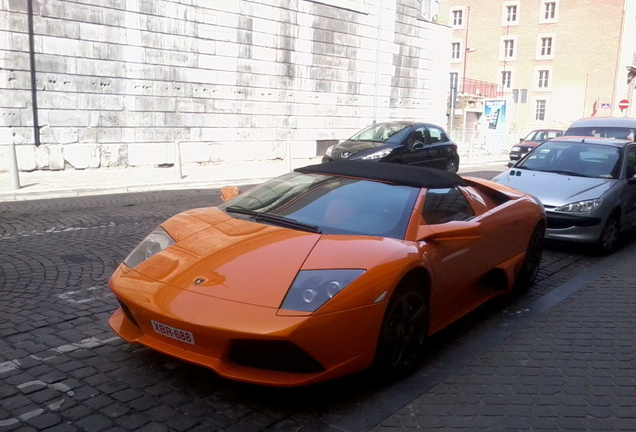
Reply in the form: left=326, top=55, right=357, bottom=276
left=374, top=282, right=429, bottom=373
left=445, top=157, right=459, bottom=173
left=516, top=223, right=544, bottom=290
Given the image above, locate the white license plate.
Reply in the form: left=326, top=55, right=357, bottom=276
left=151, top=320, right=195, bottom=345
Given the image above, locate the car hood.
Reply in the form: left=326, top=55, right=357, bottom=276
left=334, top=139, right=395, bottom=153
left=129, top=208, right=322, bottom=308
left=128, top=208, right=408, bottom=309
left=492, top=169, right=615, bottom=207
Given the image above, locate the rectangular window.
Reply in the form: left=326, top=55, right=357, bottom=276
left=506, top=5, right=517, bottom=23
left=544, top=2, right=556, bottom=19
left=501, top=2, right=520, bottom=26
left=538, top=70, right=550, bottom=88
left=540, top=37, right=552, bottom=56
left=452, top=9, right=463, bottom=27
left=501, top=71, right=512, bottom=89
left=504, top=39, right=515, bottom=58
left=451, top=42, right=461, bottom=60
left=540, top=1, right=558, bottom=23
left=535, top=100, right=546, bottom=121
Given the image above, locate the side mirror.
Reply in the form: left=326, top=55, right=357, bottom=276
left=221, top=186, right=241, bottom=201
left=417, top=220, right=482, bottom=242
left=519, top=138, right=524, bottom=143
left=411, top=142, right=424, bottom=151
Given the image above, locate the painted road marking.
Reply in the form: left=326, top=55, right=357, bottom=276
left=0, top=222, right=117, bottom=239
left=29, top=336, right=121, bottom=361
left=57, top=286, right=114, bottom=304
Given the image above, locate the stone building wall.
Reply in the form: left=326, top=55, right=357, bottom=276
left=0, top=0, right=450, bottom=171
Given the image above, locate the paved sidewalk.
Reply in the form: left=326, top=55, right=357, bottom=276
left=0, top=155, right=509, bottom=202
left=368, top=243, right=636, bottom=431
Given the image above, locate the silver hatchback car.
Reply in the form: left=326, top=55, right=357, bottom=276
left=492, top=137, right=636, bottom=254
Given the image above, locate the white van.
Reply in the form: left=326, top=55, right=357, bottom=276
left=564, top=117, right=636, bottom=140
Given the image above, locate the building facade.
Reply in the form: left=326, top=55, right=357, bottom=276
left=0, top=0, right=449, bottom=172
left=439, top=0, right=636, bottom=142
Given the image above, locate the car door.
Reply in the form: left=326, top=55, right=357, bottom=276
left=427, top=126, right=456, bottom=170
left=400, top=126, right=440, bottom=167
left=420, top=187, right=521, bottom=334
left=621, top=144, right=636, bottom=229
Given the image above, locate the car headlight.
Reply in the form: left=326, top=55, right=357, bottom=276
left=325, top=145, right=335, bottom=157
left=511, top=146, right=521, bottom=151
left=361, top=148, right=392, bottom=160
left=555, top=199, right=602, bottom=213
left=123, top=227, right=175, bottom=269
left=280, top=269, right=365, bottom=312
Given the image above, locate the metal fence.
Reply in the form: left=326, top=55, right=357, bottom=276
left=450, top=128, right=521, bottom=160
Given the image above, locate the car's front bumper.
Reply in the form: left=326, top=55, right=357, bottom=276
left=108, top=266, right=385, bottom=387
left=544, top=211, right=604, bottom=243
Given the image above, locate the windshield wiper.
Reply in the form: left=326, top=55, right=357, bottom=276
left=551, top=170, right=585, bottom=177
left=225, top=206, right=322, bottom=233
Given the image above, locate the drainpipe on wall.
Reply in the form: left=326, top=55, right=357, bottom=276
left=27, top=0, right=41, bottom=147
left=372, top=0, right=384, bottom=124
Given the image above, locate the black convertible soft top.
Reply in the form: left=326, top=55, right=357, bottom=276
left=295, top=161, right=467, bottom=189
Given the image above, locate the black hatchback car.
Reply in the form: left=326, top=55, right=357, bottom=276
left=322, top=121, right=460, bottom=173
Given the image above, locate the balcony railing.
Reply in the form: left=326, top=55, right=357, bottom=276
left=460, top=78, right=499, bottom=98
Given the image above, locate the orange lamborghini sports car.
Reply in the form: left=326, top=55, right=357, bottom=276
left=108, top=161, right=546, bottom=387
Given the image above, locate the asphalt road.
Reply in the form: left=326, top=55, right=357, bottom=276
left=0, top=169, right=631, bottom=431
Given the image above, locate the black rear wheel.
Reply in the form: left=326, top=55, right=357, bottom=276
left=516, top=223, right=544, bottom=290
left=445, top=157, right=459, bottom=173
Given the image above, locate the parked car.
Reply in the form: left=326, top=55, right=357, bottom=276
left=508, top=129, right=564, bottom=165
left=322, top=121, right=460, bottom=173
left=564, top=116, right=636, bottom=139
left=109, top=161, right=545, bottom=387
left=492, top=136, right=636, bottom=254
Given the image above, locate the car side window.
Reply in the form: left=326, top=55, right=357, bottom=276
left=626, top=148, right=636, bottom=179
left=422, top=188, right=475, bottom=225
left=428, top=127, right=444, bottom=144
left=408, top=129, right=426, bottom=150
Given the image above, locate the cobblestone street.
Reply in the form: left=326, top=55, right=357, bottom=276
left=1, top=180, right=634, bottom=431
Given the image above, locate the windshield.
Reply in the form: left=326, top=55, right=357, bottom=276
left=565, top=127, right=635, bottom=140
left=523, top=130, right=563, bottom=141
left=220, top=172, right=419, bottom=239
left=349, top=123, right=411, bottom=143
left=516, top=141, right=622, bottom=179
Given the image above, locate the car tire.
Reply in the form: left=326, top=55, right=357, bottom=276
left=373, top=280, right=429, bottom=374
left=445, top=157, right=459, bottom=173
left=516, top=223, right=544, bottom=290
left=596, top=212, right=620, bottom=255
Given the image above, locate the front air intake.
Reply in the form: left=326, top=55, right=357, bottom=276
left=228, top=340, right=325, bottom=374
